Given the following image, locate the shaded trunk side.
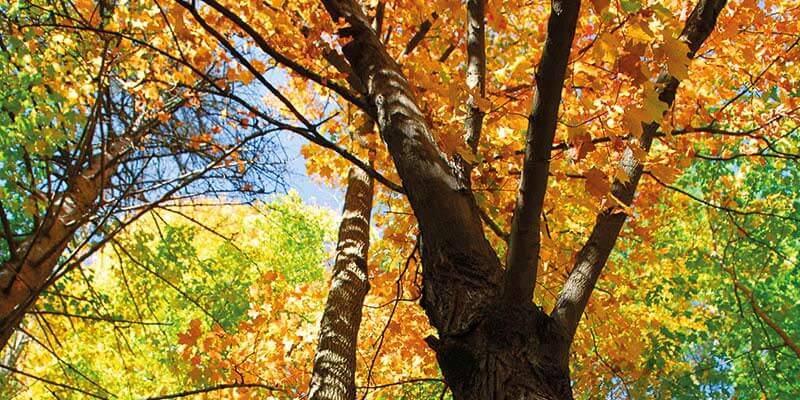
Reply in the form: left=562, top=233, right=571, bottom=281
left=308, top=165, right=374, bottom=400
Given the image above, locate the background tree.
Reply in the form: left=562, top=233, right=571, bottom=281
left=0, top=195, right=336, bottom=399
left=0, top=0, right=287, bottom=350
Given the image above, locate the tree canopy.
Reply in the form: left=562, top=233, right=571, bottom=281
left=0, top=0, right=798, bottom=397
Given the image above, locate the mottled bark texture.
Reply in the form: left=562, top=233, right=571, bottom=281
left=317, top=0, right=726, bottom=397
left=308, top=164, right=375, bottom=400
left=456, top=0, right=487, bottom=185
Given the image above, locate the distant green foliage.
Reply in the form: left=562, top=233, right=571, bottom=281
left=1, top=193, right=336, bottom=399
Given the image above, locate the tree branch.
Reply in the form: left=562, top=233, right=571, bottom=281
left=0, top=202, right=16, bottom=255
left=146, top=383, right=285, bottom=400
left=309, top=120, right=375, bottom=400
left=189, top=0, right=368, bottom=110
left=551, top=0, right=729, bottom=340
left=502, top=0, right=581, bottom=305
left=464, top=0, right=486, bottom=153
left=401, top=13, right=438, bottom=56
left=319, top=0, right=503, bottom=335
left=456, top=0, right=487, bottom=186
left=728, top=275, right=800, bottom=358
left=0, top=364, right=108, bottom=399
left=26, top=310, right=170, bottom=326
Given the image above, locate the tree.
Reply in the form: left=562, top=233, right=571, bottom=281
left=309, top=118, right=375, bottom=400
left=305, top=0, right=726, bottom=397
left=0, top=0, right=286, bottom=351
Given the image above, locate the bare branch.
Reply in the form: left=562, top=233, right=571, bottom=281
left=145, top=383, right=285, bottom=400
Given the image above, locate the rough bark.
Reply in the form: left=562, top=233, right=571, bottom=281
left=320, top=0, right=504, bottom=340
left=308, top=158, right=375, bottom=398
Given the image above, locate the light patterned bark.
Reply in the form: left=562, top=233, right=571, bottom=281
left=308, top=164, right=374, bottom=400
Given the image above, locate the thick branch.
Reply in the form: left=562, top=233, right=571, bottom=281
left=552, top=0, right=728, bottom=340
left=319, top=0, right=503, bottom=335
left=456, top=0, right=487, bottom=186
left=503, top=0, right=581, bottom=305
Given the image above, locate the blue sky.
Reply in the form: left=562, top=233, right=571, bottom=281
left=282, top=134, right=344, bottom=212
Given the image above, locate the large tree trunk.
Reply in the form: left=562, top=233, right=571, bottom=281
left=308, top=163, right=374, bottom=400
left=426, top=305, right=573, bottom=400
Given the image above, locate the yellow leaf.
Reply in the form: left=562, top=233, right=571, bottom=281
left=614, top=167, right=631, bottom=184
left=627, top=21, right=653, bottom=43
left=641, top=84, right=668, bottom=121
left=171, top=7, right=192, bottom=41
left=662, top=36, right=691, bottom=80
left=457, top=144, right=479, bottom=164
left=594, top=33, right=618, bottom=65
left=474, top=96, right=492, bottom=112
left=650, top=163, right=679, bottom=184
left=623, top=110, right=644, bottom=137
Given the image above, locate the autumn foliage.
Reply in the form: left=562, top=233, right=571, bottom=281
left=0, top=0, right=799, bottom=397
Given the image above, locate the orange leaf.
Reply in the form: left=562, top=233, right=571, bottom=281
left=585, top=168, right=610, bottom=198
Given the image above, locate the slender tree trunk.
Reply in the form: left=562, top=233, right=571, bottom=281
left=308, top=164, right=374, bottom=400
left=0, top=137, right=131, bottom=349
